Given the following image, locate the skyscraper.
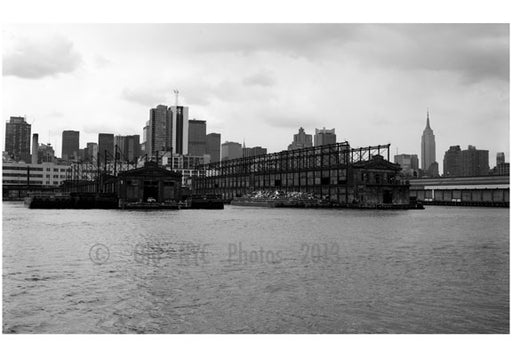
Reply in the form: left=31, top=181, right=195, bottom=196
left=114, top=135, right=140, bottom=163
left=314, top=127, right=336, bottom=146
left=5, top=116, right=31, bottom=163
left=170, top=106, right=189, bottom=155
left=61, top=130, right=80, bottom=161
left=421, top=110, right=436, bottom=171
left=38, top=143, right=55, bottom=163
left=143, top=104, right=189, bottom=157
left=394, top=154, right=419, bottom=177
left=443, top=145, right=463, bottom=177
left=462, top=145, right=489, bottom=176
left=86, top=142, right=98, bottom=163
left=206, top=133, right=221, bottom=163
left=497, top=152, right=505, bottom=166
left=288, top=127, right=313, bottom=150
left=188, top=119, right=207, bottom=156
left=98, top=133, right=114, bottom=164
left=144, top=105, right=173, bottom=157
left=221, top=141, right=242, bottom=161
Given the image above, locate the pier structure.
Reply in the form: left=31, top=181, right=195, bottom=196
left=193, top=142, right=411, bottom=206
left=409, top=175, right=509, bottom=207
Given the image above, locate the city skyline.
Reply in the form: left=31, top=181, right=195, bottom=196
left=2, top=24, right=509, bottom=173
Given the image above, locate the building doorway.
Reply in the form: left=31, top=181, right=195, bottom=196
left=143, top=180, right=159, bottom=201
left=383, top=190, right=393, bottom=204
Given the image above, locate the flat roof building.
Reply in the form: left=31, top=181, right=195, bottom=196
left=206, top=133, right=221, bottom=163
left=222, top=141, right=242, bottom=161
left=314, top=127, right=336, bottom=147
left=188, top=119, right=207, bottom=157
left=5, top=116, right=31, bottom=163
left=62, top=130, right=80, bottom=161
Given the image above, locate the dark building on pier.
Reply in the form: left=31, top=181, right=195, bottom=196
left=118, top=162, right=182, bottom=203
left=62, top=161, right=182, bottom=204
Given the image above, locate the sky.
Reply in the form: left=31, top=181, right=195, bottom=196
left=2, top=24, right=509, bottom=171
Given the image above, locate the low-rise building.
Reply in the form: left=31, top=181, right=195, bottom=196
left=2, top=161, right=71, bottom=187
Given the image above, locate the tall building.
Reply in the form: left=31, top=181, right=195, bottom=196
left=244, top=146, right=268, bottom=157
left=206, top=133, right=221, bottom=163
left=394, top=154, right=419, bottom=177
left=144, top=105, right=173, bottom=157
left=114, top=135, right=140, bottom=163
left=79, top=147, right=88, bottom=162
left=38, top=143, right=55, bottom=163
left=98, top=133, right=114, bottom=164
left=61, top=130, right=80, bottom=161
left=493, top=152, right=508, bottom=175
left=314, top=127, right=336, bottom=146
left=443, top=145, right=463, bottom=177
left=170, top=106, right=189, bottom=155
left=497, top=152, right=505, bottom=166
left=421, top=110, right=436, bottom=171
left=86, top=142, right=98, bottom=163
left=288, top=127, right=313, bottom=150
left=125, top=135, right=141, bottom=163
left=493, top=162, right=510, bottom=176
left=143, top=105, right=189, bottom=157
left=188, top=119, right=207, bottom=156
left=462, top=145, right=489, bottom=176
left=5, top=116, right=31, bottom=163
left=221, top=141, right=242, bottom=161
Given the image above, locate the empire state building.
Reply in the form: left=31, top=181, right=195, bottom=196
left=421, top=110, right=436, bottom=171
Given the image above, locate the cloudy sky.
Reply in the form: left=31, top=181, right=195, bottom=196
left=2, top=24, right=509, bottom=170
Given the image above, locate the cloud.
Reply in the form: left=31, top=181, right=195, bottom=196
left=121, top=88, right=167, bottom=107
left=262, top=111, right=322, bottom=130
left=125, top=24, right=508, bottom=84
left=342, top=24, right=509, bottom=83
left=242, top=71, right=276, bottom=87
left=3, top=34, right=82, bottom=79
left=83, top=124, right=116, bottom=135
left=93, top=54, right=111, bottom=68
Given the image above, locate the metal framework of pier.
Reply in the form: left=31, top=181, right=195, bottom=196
left=193, top=142, right=391, bottom=202
left=65, top=146, right=139, bottom=186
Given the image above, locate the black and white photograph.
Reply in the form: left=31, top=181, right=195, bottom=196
left=0, top=1, right=510, bottom=355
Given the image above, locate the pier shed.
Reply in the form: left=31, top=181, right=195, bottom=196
left=117, top=162, right=182, bottom=203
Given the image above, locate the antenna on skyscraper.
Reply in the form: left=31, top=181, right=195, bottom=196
left=173, top=89, right=179, bottom=107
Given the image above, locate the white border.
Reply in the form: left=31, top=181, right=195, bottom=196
left=1, top=0, right=511, bottom=356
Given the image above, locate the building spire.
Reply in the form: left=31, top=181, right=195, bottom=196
left=426, top=108, right=431, bottom=129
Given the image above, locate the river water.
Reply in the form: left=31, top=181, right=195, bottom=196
left=2, top=202, right=509, bottom=333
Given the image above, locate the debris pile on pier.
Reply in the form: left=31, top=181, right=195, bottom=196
left=242, top=190, right=324, bottom=202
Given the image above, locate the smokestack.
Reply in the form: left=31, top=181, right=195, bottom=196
left=32, top=134, right=39, bottom=164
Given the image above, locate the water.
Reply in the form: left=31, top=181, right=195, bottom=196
left=2, top=202, right=509, bottom=333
